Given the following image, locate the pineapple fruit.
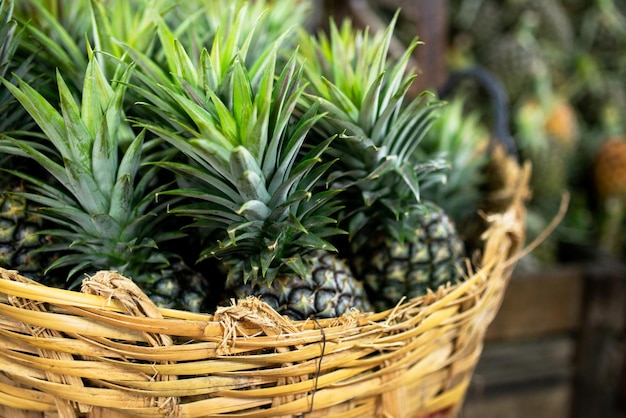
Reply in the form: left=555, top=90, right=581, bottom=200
left=133, top=24, right=371, bottom=319
left=593, top=136, right=626, bottom=255
left=508, top=0, right=574, bottom=48
left=0, top=165, right=53, bottom=280
left=514, top=90, right=579, bottom=266
left=594, top=137, right=626, bottom=202
left=0, top=49, right=209, bottom=311
left=297, top=15, right=466, bottom=310
left=0, top=0, right=56, bottom=282
left=481, top=32, right=544, bottom=101
left=353, top=203, right=466, bottom=310
left=516, top=94, right=579, bottom=204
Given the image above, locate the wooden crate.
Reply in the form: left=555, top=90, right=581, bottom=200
left=459, top=261, right=626, bottom=418
left=459, top=265, right=584, bottom=418
left=484, top=265, right=584, bottom=341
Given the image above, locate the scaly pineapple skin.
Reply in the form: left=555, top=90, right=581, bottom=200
left=144, top=259, right=211, bottom=313
left=352, top=205, right=466, bottom=311
left=225, top=251, right=372, bottom=320
left=0, top=184, right=49, bottom=279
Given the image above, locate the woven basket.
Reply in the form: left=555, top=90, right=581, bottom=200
left=0, top=150, right=530, bottom=418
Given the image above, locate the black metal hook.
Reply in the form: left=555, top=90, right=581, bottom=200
left=438, top=66, right=519, bottom=161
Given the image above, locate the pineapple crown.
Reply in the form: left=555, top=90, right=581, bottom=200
left=167, top=0, right=312, bottom=63
left=12, top=0, right=92, bottom=95
left=5, top=0, right=165, bottom=147
left=128, top=12, right=342, bottom=285
left=141, top=51, right=341, bottom=285
left=122, top=1, right=295, bottom=134
left=295, top=12, right=448, bottom=241
left=297, top=13, right=447, bottom=206
left=0, top=50, right=180, bottom=281
left=0, top=0, right=18, bottom=81
left=0, top=0, right=37, bottom=134
left=88, top=0, right=169, bottom=78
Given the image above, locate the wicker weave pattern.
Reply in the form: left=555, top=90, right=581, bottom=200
left=0, top=161, right=530, bottom=418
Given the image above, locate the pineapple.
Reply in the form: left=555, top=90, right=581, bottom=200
left=516, top=94, right=578, bottom=203
left=231, top=250, right=370, bottom=320
left=481, top=32, right=544, bottom=100
left=593, top=136, right=626, bottom=256
left=0, top=0, right=55, bottom=282
left=121, top=0, right=313, bottom=277
left=514, top=78, right=581, bottom=267
left=0, top=164, right=52, bottom=279
left=594, top=136, right=626, bottom=203
left=2, top=0, right=181, bottom=288
left=454, top=0, right=505, bottom=45
left=543, top=98, right=579, bottom=145
left=297, top=15, right=466, bottom=310
left=136, top=33, right=371, bottom=319
left=507, top=0, right=574, bottom=48
left=0, top=51, right=209, bottom=311
left=354, top=203, right=466, bottom=311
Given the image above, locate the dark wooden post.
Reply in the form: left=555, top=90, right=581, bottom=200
left=381, top=0, right=449, bottom=94
left=323, top=0, right=449, bottom=95
left=321, top=0, right=351, bottom=28
left=571, top=260, right=626, bottom=418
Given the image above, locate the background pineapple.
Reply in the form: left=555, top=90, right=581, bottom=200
left=516, top=93, right=578, bottom=204
left=507, top=0, right=574, bottom=50
left=594, top=137, right=626, bottom=203
left=296, top=15, right=466, bottom=310
left=593, top=136, right=626, bottom=256
left=514, top=90, right=579, bottom=267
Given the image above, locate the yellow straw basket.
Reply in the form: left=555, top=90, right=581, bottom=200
left=0, top=151, right=530, bottom=418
